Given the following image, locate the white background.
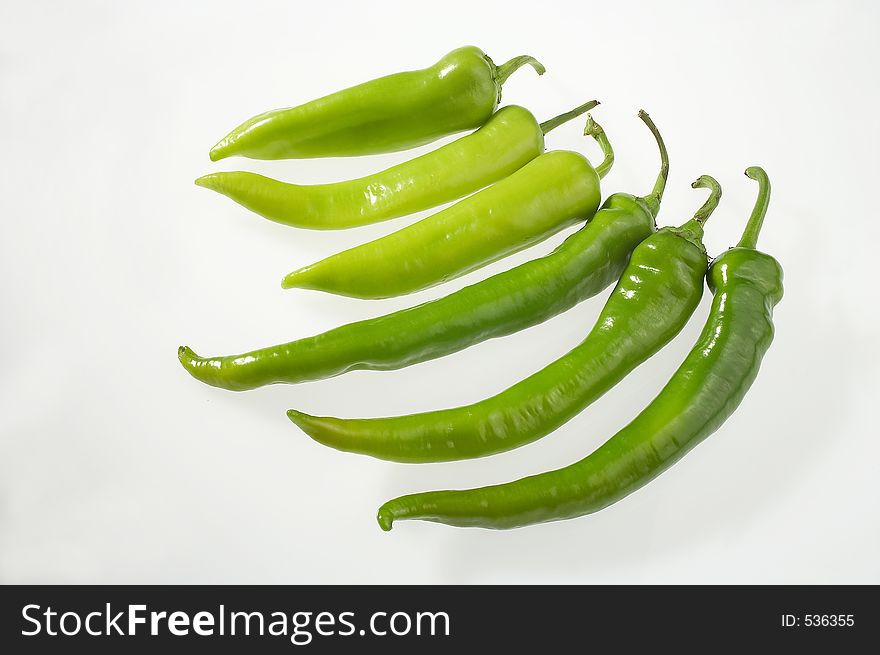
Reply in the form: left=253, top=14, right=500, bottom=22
left=2, top=0, right=878, bottom=584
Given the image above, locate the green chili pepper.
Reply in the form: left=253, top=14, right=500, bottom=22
left=180, top=111, right=666, bottom=392
left=287, top=173, right=720, bottom=462
left=376, top=168, right=782, bottom=530
left=208, top=46, right=545, bottom=161
left=195, top=102, right=598, bottom=230
left=280, top=116, right=614, bottom=298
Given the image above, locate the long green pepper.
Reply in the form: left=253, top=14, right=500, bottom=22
left=287, top=175, right=721, bottom=462
left=180, top=112, right=666, bottom=391
left=196, top=102, right=598, bottom=230
left=209, top=46, right=544, bottom=161
left=376, top=168, right=782, bottom=530
left=281, top=117, right=614, bottom=298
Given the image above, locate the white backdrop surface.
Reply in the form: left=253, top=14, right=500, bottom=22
left=1, top=0, right=878, bottom=583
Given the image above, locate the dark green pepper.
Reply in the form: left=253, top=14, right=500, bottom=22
left=180, top=112, right=666, bottom=392
left=287, top=175, right=721, bottom=462
left=209, top=46, right=544, bottom=161
left=376, top=168, right=782, bottom=530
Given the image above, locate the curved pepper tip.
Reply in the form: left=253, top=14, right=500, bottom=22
left=177, top=346, right=203, bottom=374
left=376, top=507, right=395, bottom=532
left=286, top=408, right=308, bottom=425
left=194, top=174, right=218, bottom=190
left=208, top=142, right=227, bottom=162
left=287, top=409, right=324, bottom=435
left=280, top=267, right=311, bottom=290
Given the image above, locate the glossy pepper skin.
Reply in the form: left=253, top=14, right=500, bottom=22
left=195, top=102, right=597, bottom=230
left=180, top=112, right=666, bottom=391
left=179, top=209, right=645, bottom=389
left=280, top=117, right=614, bottom=298
left=288, top=175, right=719, bottom=462
left=377, top=168, right=782, bottom=530
left=208, top=46, right=545, bottom=161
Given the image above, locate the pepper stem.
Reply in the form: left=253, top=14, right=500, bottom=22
left=738, top=167, right=771, bottom=249
left=495, top=55, right=546, bottom=85
left=691, top=175, right=722, bottom=224
left=637, top=110, right=669, bottom=216
left=583, top=115, right=614, bottom=179
left=539, top=100, right=600, bottom=135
